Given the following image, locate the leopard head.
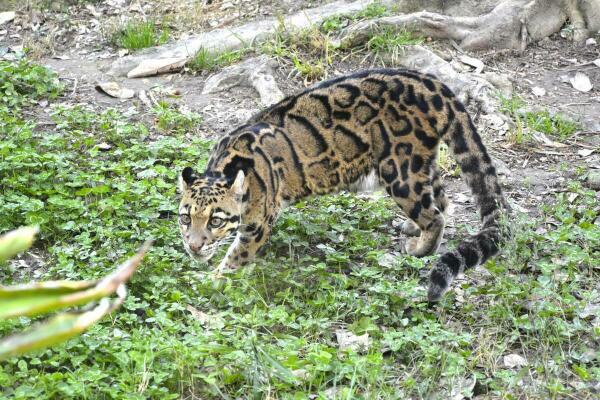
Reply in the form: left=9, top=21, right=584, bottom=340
left=178, top=167, right=245, bottom=261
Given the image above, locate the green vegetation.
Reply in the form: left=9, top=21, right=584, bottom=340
left=366, top=28, right=424, bottom=55
left=499, top=94, right=581, bottom=143
left=1, top=60, right=599, bottom=399
left=152, top=101, right=203, bottom=135
left=261, top=3, right=420, bottom=80
left=0, top=60, right=63, bottom=114
left=187, top=48, right=249, bottom=73
left=112, top=20, right=170, bottom=50
left=525, top=109, right=580, bottom=139
left=320, top=2, right=390, bottom=34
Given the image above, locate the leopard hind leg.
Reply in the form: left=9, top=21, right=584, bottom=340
left=381, top=162, right=445, bottom=257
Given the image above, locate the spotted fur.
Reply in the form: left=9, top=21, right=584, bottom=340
left=179, top=68, right=510, bottom=301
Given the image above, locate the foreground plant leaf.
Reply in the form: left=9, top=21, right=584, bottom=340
left=0, top=226, right=38, bottom=263
left=0, top=242, right=151, bottom=320
left=0, top=242, right=151, bottom=360
left=0, top=298, right=116, bottom=360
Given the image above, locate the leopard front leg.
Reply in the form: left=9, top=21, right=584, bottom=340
left=214, top=222, right=272, bottom=275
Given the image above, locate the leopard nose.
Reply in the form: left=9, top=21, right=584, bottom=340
left=189, top=243, right=203, bottom=252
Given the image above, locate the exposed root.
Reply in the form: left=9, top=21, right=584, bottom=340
left=339, top=0, right=599, bottom=51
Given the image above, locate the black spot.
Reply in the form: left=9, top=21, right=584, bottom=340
left=380, top=159, right=397, bottom=184
left=409, top=203, right=422, bottom=220
left=414, top=181, right=423, bottom=195
left=417, top=94, right=429, bottom=113
left=458, top=243, right=479, bottom=268
left=440, top=84, right=455, bottom=98
left=400, top=160, right=409, bottom=180
left=453, top=100, right=466, bottom=113
left=451, top=123, right=468, bottom=154
left=440, top=252, right=461, bottom=275
left=241, top=251, right=249, bottom=258
left=241, top=237, right=250, bottom=244
left=390, top=79, right=405, bottom=101
left=254, top=227, right=264, bottom=243
left=375, top=121, right=391, bottom=162
left=421, top=193, right=432, bottom=209
left=433, top=186, right=442, bottom=198
left=405, top=84, right=417, bottom=105
left=431, top=94, right=444, bottom=111
left=423, top=78, right=435, bottom=91
left=411, top=154, right=424, bottom=173
left=485, top=166, right=497, bottom=176
left=461, top=156, right=480, bottom=174
left=415, top=129, right=438, bottom=149
left=392, top=182, right=410, bottom=198
left=333, top=110, right=351, bottom=120
left=427, top=117, right=438, bottom=129
left=242, top=190, right=250, bottom=202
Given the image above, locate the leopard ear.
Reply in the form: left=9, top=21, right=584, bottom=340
left=180, top=167, right=197, bottom=191
left=229, top=170, right=245, bottom=201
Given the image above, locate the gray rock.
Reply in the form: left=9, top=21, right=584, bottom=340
left=586, top=170, right=600, bottom=190
left=202, top=56, right=284, bottom=107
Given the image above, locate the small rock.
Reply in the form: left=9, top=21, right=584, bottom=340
left=503, top=353, right=528, bottom=368
left=586, top=38, right=597, bottom=46
left=586, top=171, right=600, bottom=190
left=95, top=82, right=135, bottom=99
left=0, top=11, right=16, bottom=26
left=220, top=1, right=234, bottom=10
left=570, top=72, right=593, bottom=92
left=531, top=86, right=546, bottom=97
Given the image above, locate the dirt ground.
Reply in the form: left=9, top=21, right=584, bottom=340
left=2, top=0, right=599, bottom=265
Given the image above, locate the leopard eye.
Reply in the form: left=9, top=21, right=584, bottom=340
left=179, top=214, right=191, bottom=225
left=209, top=217, right=224, bottom=228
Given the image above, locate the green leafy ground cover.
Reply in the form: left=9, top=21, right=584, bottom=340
left=0, top=60, right=599, bottom=399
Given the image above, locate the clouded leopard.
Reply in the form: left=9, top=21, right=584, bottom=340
left=179, top=68, right=509, bottom=301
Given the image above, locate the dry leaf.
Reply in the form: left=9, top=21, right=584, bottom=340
left=570, top=72, right=593, bottom=92
left=531, top=131, right=568, bottom=148
left=567, top=192, right=579, bottom=203
left=335, top=329, right=369, bottom=353
left=503, top=353, right=528, bottom=368
left=186, top=305, right=224, bottom=329
left=95, top=82, right=135, bottom=99
left=593, top=59, right=600, bottom=68
left=586, top=38, right=597, bottom=46
left=532, top=86, right=546, bottom=97
left=578, top=148, right=595, bottom=157
left=459, top=54, right=484, bottom=73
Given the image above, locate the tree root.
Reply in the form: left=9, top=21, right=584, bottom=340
left=339, top=0, right=600, bottom=51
